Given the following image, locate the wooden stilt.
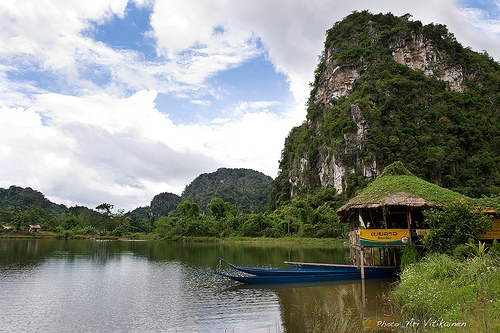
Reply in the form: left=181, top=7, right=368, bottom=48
left=360, top=247, right=365, bottom=280
left=361, top=275, right=366, bottom=309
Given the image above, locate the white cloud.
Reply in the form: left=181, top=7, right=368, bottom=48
left=0, top=106, right=76, bottom=193
left=0, top=92, right=218, bottom=209
left=0, top=0, right=128, bottom=66
left=1, top=0, right=500, bottom=211
left=451, top=2, right=500, bottom=57
left=0, top=89, right=301, bottom=210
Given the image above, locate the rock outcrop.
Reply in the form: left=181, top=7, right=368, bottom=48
left=391, top=34, right=465, bottom=92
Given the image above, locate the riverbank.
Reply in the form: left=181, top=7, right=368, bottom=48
left=0, top=231, right=348, bottom=248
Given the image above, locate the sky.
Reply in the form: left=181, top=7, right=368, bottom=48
left=1, top=0, right=500, bottom=212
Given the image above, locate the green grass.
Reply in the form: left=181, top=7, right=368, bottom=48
left=389, top=253, right=500, bottom=332
left=293, top=302, right=364, bottom=333
left=355, top=174, right=465, bottom=204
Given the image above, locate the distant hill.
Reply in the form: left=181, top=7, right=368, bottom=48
left=127, top=168, right=272, bottom=217
left=0, top=185, right=67, bottom=215
left=182, top=168, right=273, bottom=215
left=150, top=192, right=182, bottom=217
left=126, top=168, right=273, bottom=217
left=1, top=168, right=273, bottom=218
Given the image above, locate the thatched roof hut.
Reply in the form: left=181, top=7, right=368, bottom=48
left=336, top=162, right=467, bottom=227
left=337, top=162, right=500, bottom=268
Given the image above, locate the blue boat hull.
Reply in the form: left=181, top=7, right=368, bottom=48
left=217, top=257, right=375, bottom=276
left=215, top=258, right=398, bottom=284
left=214, top=271, right=365, bottom=284
left=284, top=261, right=398, bottom=275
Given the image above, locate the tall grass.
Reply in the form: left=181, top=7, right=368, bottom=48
left=292, top=301, right=364, bottom=333
left=389, top=252, right=500, bottom=332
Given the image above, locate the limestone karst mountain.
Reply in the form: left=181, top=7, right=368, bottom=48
left=271, top=11, right=500, bottom=209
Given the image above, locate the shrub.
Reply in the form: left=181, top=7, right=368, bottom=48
left=423, top=200, right=493, bottom=253
left=400, top=244, right=421, bottom=269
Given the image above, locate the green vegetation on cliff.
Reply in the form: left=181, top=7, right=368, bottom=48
left=272, top=11, right=500, bottom=209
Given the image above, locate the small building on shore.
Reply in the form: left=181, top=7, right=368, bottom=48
left=28, top=224, right=41, bottom=233
left=336, top=161, right=499, bottom=271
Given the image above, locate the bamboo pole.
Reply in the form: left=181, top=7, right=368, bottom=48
left=408, top=211, right=412, bottom=245
left=361, top=249, right=365, bottom=279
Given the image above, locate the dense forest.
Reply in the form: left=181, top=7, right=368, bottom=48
left=0, top=183, right=342, bottom=238
left=2, top=11, right=500, bottom=241
left=2, top=168, right=324, bottom=239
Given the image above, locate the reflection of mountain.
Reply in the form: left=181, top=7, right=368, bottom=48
left=0, top=239, right=148, bottom=267
left=1, top=239, right=55, bottom=267
left=1, top=240, right=395, bottom=332
left=275, top=279, right=394, bottom=332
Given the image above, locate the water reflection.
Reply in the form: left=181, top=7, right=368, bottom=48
left=222, top=278, right=394, bottom=332
left=0, top=239, right=394, bottom=332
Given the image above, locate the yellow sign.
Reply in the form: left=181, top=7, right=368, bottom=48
left=358, top=228, right=410, bottom=246
left=481, top=219, right=500, bottom=240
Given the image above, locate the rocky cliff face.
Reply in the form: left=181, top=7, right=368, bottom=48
left=274, top=11, right=500, bottom=205
left=309, top=33, right=465, bottom=196
left=314, top=27, right=465, bottom=108
left=391, top=34, right=465, bottom=92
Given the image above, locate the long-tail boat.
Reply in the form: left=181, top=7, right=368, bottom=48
left=214, top=258, right=398, bottom=284
left=214, top=270, right=364, bottom=284
left=217, top=257, right=363, bottom=276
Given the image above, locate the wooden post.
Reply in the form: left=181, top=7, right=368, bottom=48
left=361, top=248, right=365, bottom=279
left=408, top=211, right=413, bottom=245
left=361, top=274, right=366, bottom=309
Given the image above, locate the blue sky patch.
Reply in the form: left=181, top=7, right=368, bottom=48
left=154, top=53, right=293, bottom=124
left=82, top=1, right=157, bottom=60
left=209, top=55, right=291, bottom=103
left=77, top=63, right=113, bottom=87
left=458, top=0, right=500, bottom=20
left=6, top=61, right=64, bottom=94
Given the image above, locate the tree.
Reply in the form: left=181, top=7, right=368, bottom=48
left=11, top=210, right=30, bottom=231
left=95, top=203, right=114, bottom=232
left=96, top=203, right=114, bottom=216
left=155, top=216, right=177, bottom=238
left=62, top=214, right=81, bottom=230
left=9, top=206, right=59, bottom=231
left=177, top=200, right=200, bottom=219
left=208, top=198, right=236, bottom=220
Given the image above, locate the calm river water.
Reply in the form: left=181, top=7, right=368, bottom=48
left=0, top=239, right=395, bottom=332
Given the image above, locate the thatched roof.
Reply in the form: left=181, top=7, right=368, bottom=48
left=336, top=162, right=467, bottom=219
